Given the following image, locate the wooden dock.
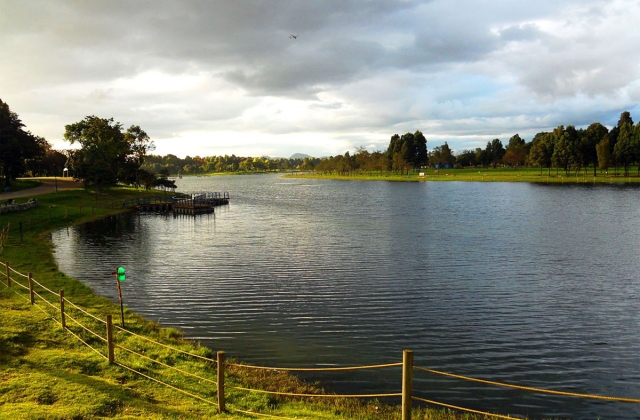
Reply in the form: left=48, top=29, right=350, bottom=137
left=124, top=192, right=230, bottom=215
left=172, top=192, right=229, bottom=215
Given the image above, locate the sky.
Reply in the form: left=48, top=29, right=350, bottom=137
left=2, top=0, right=640, bottom=159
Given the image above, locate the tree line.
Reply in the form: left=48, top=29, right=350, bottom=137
left=3, top=94, right=639, bottom=189
left=311, top=112, right=640, bottom=177
left=141, top=154, right=321, bottom=175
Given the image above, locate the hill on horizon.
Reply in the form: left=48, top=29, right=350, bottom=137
left=289, top=153, right=312, bottom=159
left=259, top=153, right=312, bottom=159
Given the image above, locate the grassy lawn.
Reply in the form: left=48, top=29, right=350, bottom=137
left=0, top=184, right=509, bottom=419
left=283, top=167, right=640, bottom=183
left=0, top=178, right=42, bottom=193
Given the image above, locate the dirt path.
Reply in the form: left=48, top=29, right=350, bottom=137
left=0, top=178, right=84, bottom=200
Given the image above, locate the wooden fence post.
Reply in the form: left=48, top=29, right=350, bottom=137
left=5, top=261, right=10, bottom=287
left=59, top=289, right=66, bottom=329
left=217, top=351, right=226, bottom=413
left=28, top=272, right=34, bottom=305
left=106, top=315, right=114, bottom=364
left=402, top=349, right=414, bottom=420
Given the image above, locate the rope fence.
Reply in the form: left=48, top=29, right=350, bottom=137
left=64, top=297, right=107, bottom=324
left=113, top=323, right=218, bottom=364
left=230, top=386, right=402, bottom=399
left=9, top=266, right=29, bottom=278
left=2, top=260, right=639, bottom=420
left=114, top=343, right=219, bottom=388
left=414, top=366, right=640, bottom=404
left=228, top=361, right=402, bottom=372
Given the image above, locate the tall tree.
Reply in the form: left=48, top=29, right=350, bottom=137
left=596, top=138, right=611, bottom=172
left=430, top=142, right=455, bottom=167
left=386, top=131, right=428, bottom=170
left=529, top=132, right=553, bottom=176
left=608, top=111, right=634, bottom=175
left=64, top=116, right=154, bottom=191
left=582, top=123, right=608, bottom=176
left=550, top=126, right=570, bottom=176
left=455, top=149, right=477, bottom=167
left=613, top=122, right=636, bottom=176
left=485, top=139, right=505, bottom=168
left=0, top=99, right=46, bottom=188
left=503, top=134, right=527, bottom=169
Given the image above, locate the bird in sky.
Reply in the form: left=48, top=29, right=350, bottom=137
left=289, top=34, right=298, bottom=39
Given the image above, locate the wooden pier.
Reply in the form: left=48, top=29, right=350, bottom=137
left=123, top=192, right=230, bottom=215
left=172, top=192, right=229, bottom=215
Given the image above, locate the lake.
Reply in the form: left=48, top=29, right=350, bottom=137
left=51, top=174, right=640, bottom=419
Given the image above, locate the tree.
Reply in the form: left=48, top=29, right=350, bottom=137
left=582, top=123, right=608, bottom=176
left=386, top=131, right=428, bottom=170
left=119, top=125, right=153, bottom=185
left=391, top=152, right=406, bottom=174
left=64, top=116, right=154, bottom=191
left=475, top=148, right=490, bottom=167
left=596, top=138, right=611, bottom=172
left=528, top=132, right=553, bottom=176
left=455, top=149, right=477, bottom=167
left=503, top=134, right=527, bottom=169
left=354, top=146, right=370, bottom=173
left=409, top=130, right=428, bottom=168
left=550, top=126, right=573, bottom=176
left=0, top=98, right=46, bottom=188
left=608, top=112, right=634, bottom=175
left=430, top=142, right=455, bottom=167
left=613, top=122, right=635, bottom=176
left=483, top=139, right=505, bottom=168
left=26, top=140, right=66, bottom=176
left=387, top=134, right=401, bottom=161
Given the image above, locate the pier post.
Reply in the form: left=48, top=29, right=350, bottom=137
left=59, top=289, right=66, bottom=329
left=217, top=351, right=226, bottom=413
left=402, top=349, right=413, bottom=420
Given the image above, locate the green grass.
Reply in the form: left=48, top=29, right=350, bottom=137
left=283, top=167, right=640, bottom=183
left=1, top=178, right=42, bottom=193
left=0, top=183, right=508, bottom=419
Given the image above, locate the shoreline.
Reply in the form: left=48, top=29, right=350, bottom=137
left=281, top=169, right=640, bottom=183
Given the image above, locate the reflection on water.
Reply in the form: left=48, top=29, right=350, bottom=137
left=51, top=175, right=640, bottom=419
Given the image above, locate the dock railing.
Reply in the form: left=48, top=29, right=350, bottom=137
left=2, top=261, right=639, bottom=419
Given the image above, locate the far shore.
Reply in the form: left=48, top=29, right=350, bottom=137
left=280, top=167, right=640, bottom=183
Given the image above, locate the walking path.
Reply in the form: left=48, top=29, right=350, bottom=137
left=1, top=178, right=84, bottom=200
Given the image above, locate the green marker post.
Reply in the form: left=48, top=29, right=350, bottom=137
left=115, top=267, right=125, bottom=327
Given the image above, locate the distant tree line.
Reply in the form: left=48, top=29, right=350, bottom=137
left=141, top=154, right=322, bottom=175
left=309, top=112, right=640, bottom=177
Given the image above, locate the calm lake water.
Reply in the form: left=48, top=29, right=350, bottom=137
left=51, top=175, right=640, bottom=419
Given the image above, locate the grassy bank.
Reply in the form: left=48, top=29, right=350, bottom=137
left=0, top=183, right=502, bottom=419
left=283, top=167, right=640, bottom=183
left=1, top=178, right=42, bottom=193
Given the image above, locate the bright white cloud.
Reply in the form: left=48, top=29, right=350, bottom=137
left=1, top=0, right=639, bottom=158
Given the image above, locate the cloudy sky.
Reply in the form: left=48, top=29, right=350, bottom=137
left=2, top=0, right=640, bottom=158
